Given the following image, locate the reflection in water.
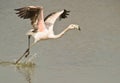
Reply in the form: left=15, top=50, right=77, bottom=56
left=16, top=62, right=35, bottom=83
left=0, top=55, right=36, bottom=83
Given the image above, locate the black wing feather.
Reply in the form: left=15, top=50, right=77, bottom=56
left=59, top=9, right=70, bottom=20
left=15, top=7, right=39, bottom=19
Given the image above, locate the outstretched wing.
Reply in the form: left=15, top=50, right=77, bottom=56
left=44, top=9, right=70, bottom=28
left=15, top=6, right=40, bottom=19
left=15, top=6, right=42, bottom=29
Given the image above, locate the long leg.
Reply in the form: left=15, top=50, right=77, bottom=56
left=25, top=35, right=31, bottom=57
left=16, top=36, right=31, bottom=64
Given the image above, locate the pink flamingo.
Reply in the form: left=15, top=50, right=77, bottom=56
left=15, top=6, right=80, bottom=63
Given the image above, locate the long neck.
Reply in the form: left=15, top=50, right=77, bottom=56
left=52, top=27, right=71, bottom=39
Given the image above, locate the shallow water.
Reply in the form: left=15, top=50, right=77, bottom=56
left=0, top=0, right=120, bottom=83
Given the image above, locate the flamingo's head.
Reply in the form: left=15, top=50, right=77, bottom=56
left=68, top=24, right=81, bottom=31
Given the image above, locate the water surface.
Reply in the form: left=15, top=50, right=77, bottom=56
left=0, top=0, right=120, bottom=83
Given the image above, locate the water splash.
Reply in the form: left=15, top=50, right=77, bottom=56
left=15, top=53, right=37, bottom=67
left=0, top=54, right=37, bottom=83
left=0, top=53, right=37, bottom=67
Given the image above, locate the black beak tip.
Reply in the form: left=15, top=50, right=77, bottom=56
left=78, top=26, right=81, bottom=31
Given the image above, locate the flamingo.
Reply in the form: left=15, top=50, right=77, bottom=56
left=15, top=6, right=80, bottom=63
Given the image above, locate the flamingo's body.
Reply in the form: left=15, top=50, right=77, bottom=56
left=15, top=6, right=80, bottom=63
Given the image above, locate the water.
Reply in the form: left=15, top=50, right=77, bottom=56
left=0, top=0, right=120, bottom=83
